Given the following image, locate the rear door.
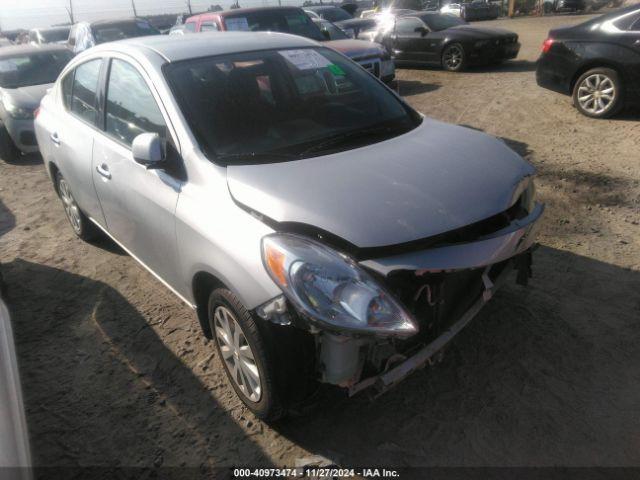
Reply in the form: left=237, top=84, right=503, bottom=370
left=52, top=58, right=106, bottom=227
left=613, top=11, right=640, bottom=99
left=91, top=56, right=183, bottom=288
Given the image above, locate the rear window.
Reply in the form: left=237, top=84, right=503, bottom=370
left=92, top=21, right=160, bottom=44
left=40, top=28, right=70, bottom=43
left=222, top=10, right=325, bottom=41
left=0, top=50, right=73, bottom=88
left=318, top=8, right=353, bottom=22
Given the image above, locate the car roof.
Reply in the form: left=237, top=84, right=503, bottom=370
left=88, top=31, right=319, bottom=63
left=31, top=26, right=71, bottom=33
left=188, top=6, right=304, bottom=21
left=0, top=44, right=71, bottom=58
left=87, top=18, right=150, bottom=27
left=307, top=6, right=342, bottom=11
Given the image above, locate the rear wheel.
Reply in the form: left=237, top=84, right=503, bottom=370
left=56, top=172, right=100, bottom=241
left=0, top=126, right=21, bottom=162
left=572, top=68, right=622, bottom=119
left=442, top=43, right=466, bottom=72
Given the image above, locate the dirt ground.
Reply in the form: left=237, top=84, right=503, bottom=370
left=0, top=12, right=639, bottom=477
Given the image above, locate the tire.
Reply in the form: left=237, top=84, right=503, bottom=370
left=572, top=67, right=623, bottom=119
left=56, top=172, right=100, bottom=241
left=442, top=43, right=466, bottom=72
left=0, top=126, right=21, bottom=162
left=208, top=289, right=316, bottom=421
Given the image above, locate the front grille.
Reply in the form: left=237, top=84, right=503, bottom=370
left=385, top=260, right=510, bottom=349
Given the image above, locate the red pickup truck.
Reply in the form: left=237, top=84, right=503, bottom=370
left=184, top=7, right=395, bottom=83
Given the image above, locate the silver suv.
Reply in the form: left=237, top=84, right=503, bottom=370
left=35, top=32, right=543, bottom=420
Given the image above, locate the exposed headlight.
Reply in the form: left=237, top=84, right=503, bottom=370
left=261, top=233, right=417, bottom=337
left=2, top=98, right=34, bottom=120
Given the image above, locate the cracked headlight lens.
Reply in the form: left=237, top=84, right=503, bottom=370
left=261, top=233, right=417, bottom=337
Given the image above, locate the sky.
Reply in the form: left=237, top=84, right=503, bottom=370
left=0, top=0, right=294, bottom=31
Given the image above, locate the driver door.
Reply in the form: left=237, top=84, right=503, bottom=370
left=92, top=56, right=184, bottom=289
left=391, top=17, right=432, bottom=63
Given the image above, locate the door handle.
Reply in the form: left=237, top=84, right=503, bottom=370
left=50, top=132, right=60, bottom=146
left=96, top=163, right=111, bottom=180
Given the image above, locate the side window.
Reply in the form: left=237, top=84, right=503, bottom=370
left=630, top=15, right=640, bottom=31
left=184, top=22, right=197, bottom=32
left=61, top=71, right=74, bottom=109
left=105, top=59, right=167, bottom=147
left=614, top=12, right=640, bottom=31
left=395, top=18, right=424, bottom=36
left=70, top=59, right=102, bottom=125
left=201, top=21, right=219, bottom=32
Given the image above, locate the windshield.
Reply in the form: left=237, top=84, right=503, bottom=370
left=40, top=28, right=70, bottom=43
left=165, top=47, right=419, bottom=164
left=0, top=50, right=73, bottom=88
left=92, top=21, right=160, bottom=44
left=320, top=8, right=353, bottom=22
left=421, top=14, right=466, bottom=30
left=222, top=10, right=325, bottom=41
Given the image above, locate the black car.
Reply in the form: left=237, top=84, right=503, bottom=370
left=553, top=0, right=586, bottom=12
left=536, top=5, right=640, bottom=118
left=375, top=13, right=519, bottom=71
left=461, top=0, right=501, bottom=21
left=305, top=6, right=379, bottom=38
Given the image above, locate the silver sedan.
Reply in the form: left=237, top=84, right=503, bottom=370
left=35, top=32, right=543, bottom=420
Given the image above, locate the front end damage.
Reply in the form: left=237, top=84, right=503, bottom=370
left=257, top=198, right=544, bottom=397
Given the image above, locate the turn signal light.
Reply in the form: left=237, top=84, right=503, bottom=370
left=542, top=38, right=554, bottom=54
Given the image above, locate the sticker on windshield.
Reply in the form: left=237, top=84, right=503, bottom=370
left=328, top=64, right=345, bottom=76
left=279, top=49, right=331, bottom=70
left=225, top=17, right=250, bottom=31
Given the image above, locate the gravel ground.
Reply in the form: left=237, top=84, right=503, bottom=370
left=0, top=12, right=639, bottom=477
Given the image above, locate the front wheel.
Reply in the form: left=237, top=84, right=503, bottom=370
left=442, top=43, right=466, bottom=72
left=572, top=68, right=622, bottom=119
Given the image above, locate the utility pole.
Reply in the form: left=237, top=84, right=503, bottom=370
left=66, top=0, right=75, bottom=24
left=131, top=0, right=138, bottom=17
left=186, top=0, right=193, bottom=14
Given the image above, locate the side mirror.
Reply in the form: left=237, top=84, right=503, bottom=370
left=132, top=133, right=165, bottom=169
left=321, top=29, right=331, bottom=40
left=414, top=26, right=429, bottom=36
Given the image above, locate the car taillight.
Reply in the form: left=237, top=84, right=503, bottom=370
left=34, top=107, right=40, bottom=119
left=542, top=38, right=554, bottom=53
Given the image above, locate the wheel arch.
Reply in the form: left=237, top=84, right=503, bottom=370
left=48, top=161, right=61, bottom=196
left=192, top=270, right=228, bottom=339
left=569, top=61, right=624, bottom=94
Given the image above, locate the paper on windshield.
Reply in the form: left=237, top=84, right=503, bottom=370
left=279, top=49, right=331, bottom=70
left=225, top=17, right=250, bottom=31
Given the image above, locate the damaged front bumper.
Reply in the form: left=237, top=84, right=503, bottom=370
left=322, top=202, right=544, bottom=396
left=348, top=257, right=516, bottom=397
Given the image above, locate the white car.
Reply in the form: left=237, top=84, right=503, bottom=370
left=441, top=3, right=463, bottom=16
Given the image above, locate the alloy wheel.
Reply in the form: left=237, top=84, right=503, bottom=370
left=577, top=74, right=616, bottom=116
left=58, top=178, right=82, bottom=234
left=443, top=45, right=464, bottom=70
left=214, top=306, right=262, bottom=402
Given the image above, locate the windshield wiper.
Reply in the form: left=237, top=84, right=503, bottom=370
left=300, top=123, right=409, bottom=156
left=215, top=152, right=300, bottom=164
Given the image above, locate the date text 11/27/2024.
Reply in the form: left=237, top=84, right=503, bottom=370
left=232, top=467, right=401, bottom=478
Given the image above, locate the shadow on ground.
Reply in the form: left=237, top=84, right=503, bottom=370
left=396, top=59, right=536, bottom=74
left=394, top=79, right=441, bottom=97
left=3, top=259, right=273, bottom=478
left=275, top=246, right=640, bottom=468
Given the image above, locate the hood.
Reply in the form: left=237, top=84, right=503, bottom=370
left=325, top=39, right=385, bottom=59
left=447, top=25, right=516, bottom=38
left=227, top=118, right=535, bottom=249
left=1, top=83, right=52, bottom=110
